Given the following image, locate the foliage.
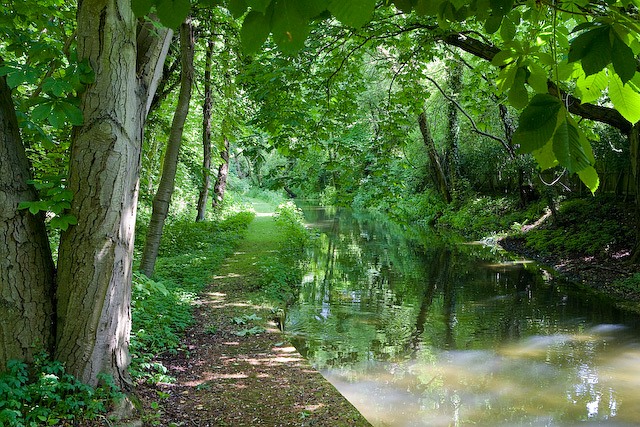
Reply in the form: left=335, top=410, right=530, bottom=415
left=435, top=195, right=546, bottom=239
left=522, top=196, right=634, bottom=257
left=0, top=355, right=121, bottom=426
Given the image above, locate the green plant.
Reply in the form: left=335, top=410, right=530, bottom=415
left=0, top=354, right=122, bottom=426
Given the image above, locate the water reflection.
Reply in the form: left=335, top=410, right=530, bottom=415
left=287, top=207, right=640, bottom=426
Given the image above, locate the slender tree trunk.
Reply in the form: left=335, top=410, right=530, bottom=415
left=140, top=20, right=194, bottom=277
left=0, top=73, right=56, bottom=371
left=418, top=111, right=451, bottom=203
left=630, top=123, right=640, bottom=263
left=55, top=0, right=171, bottom=388
left=196, top=39, right=214, bottom=222
left=443, top=61, right=462, bottom=195
left=212, top=137, right=230, bottom=209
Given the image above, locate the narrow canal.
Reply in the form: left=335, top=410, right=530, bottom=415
left=286, top=207, right=640, bottom=426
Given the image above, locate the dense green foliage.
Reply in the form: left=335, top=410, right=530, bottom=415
left=0, top=356, right=121, bottom=426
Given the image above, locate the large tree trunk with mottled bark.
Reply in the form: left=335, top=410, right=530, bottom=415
left=140, top=20, right=194, bottom=277
left=54, top=0, right=171, bottom=388
left=0, top=73, right=56, bottom=371
left=418, top=112, right=451, bottom=203
left=212, top=137, right=230, bottom=209
left=196, top=39, right=214, bottom=222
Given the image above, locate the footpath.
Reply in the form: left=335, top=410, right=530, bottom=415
left=138, top=203, right=370, bottom=426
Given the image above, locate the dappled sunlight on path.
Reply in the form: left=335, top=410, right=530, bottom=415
left=146, top=204, right=370, bottom=426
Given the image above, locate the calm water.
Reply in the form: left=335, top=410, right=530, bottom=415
left=286, top=207, right=640, bottom=426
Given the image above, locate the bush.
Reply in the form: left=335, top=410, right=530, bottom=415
left=0, top=355, right=122, bottom=426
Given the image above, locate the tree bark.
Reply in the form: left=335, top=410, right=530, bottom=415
left=55, top=0, right=171, bottom=388
left=212, top=137, right=230, bottom=209
left=630, top=123, right=640, bottom=263
left=443, top=60, right=462, bottom=196
left=0, top=73, right=56, bottom=371
left=140, top=20, right=194, bottom=277
left=418, top=112, right=452, bottom=203
left=196, top=39, right=215, bottom=222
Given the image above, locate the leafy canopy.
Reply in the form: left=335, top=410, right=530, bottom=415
left=136, top=0, right=639, bottom=192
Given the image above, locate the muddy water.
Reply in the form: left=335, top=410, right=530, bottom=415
left=286, top=207, right=640, bottom=426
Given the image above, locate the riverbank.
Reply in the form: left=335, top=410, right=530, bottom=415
left=496, top=196, right=640, bottom=313
left=135, top=203, right=370, bottom=426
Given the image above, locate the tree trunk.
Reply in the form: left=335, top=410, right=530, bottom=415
left=443, top=61, right=462, bottom=195
left=212, top=137, right=230, bottom=209
left=0, top=73, right=56, bottom=371
left=196, top=39, right=215, bottom=222
left=55, top=0, right=171, bottom=388
left=140, top=20, right=194, bottom=277
left=418, top=112, right=452, bottom=203
left=630, top=123, right=640, bottom=263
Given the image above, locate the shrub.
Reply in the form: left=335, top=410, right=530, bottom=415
left=0, top=355, right=122, bottom=426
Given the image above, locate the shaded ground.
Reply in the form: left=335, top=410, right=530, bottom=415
left=499, top=199, right=640, bottom=312
left=135, top=208, right=370, bottom=426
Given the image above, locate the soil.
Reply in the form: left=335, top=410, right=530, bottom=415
left=132, top=214, right=371, bottom=427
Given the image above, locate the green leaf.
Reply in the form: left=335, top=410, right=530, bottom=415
left=531, top=139, right=558, bottom=170
left=507, top=67, right=528, bottom=109
left=568, top=25, right=611, bottom=76
left=42, top=78, right=74, bottom=97
left=490, top=0, right=514, bottom=16
left=526, top=61, right=548, bottom=93
left=240, top=10, right=271, bottom=54
left=32, top=102, right=53, bottom=122
left=609, top=71, right=640, bottom=124
left=393, top=0, right=416, bottom=12
left=327, top=0, right=376, bottom=28
left=132, top=0, right=155, bottom=17
left=247, top=0, right=271, bottom=12
left=496, top=62, right=518, bottom=93
left=60, top=102, right=84, bottom=126
left=611, top=32, right=636, bottom=84
left=491, top=49, right=516, bottom=66
left=272, top=0, right=310, bottom=54
left=577, top=166, right=600, bottom=193
left=514, top=94, right=563, bottom=152
left=156, top=0, right=190, bottom=29
left=227, top=0, right=249, bottom=16
left=484, top=14, right=502, bottom=34
left=551, top=114, right=592, bottom=173
left=575, top=70, right=607, bottom=103
left=414, top=0, right=442, bottom=15
left=500, top=15, right=516, bottom=41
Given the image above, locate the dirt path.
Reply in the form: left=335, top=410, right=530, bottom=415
left=138, top=208, right=370, bottom=426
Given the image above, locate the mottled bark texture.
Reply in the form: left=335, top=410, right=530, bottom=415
left=54, top=0, right=171, bottom=388
left=196, top=39, right=215, bottom=222
left=212, top=137, right=230, bottom=209
left=140, top=20, right=194, bottom=277
left=0, top=74, right=56, bottom=371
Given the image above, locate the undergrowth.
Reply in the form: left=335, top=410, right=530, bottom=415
left=521, top=196, right=633, bottom=258
left=0, top=354, right=122, bottom=426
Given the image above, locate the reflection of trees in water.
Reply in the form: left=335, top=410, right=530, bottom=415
left=290, top=207, right=638, bottom=423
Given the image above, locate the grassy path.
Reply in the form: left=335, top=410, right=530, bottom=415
left=141, top=202, right=370, bottom=426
